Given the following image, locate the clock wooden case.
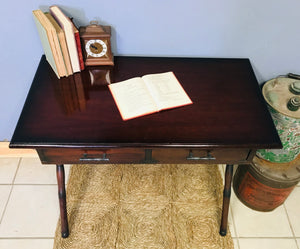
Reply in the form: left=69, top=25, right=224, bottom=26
left=79, top=22, right=114, bottom=66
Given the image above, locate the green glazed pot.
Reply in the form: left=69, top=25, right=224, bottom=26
left=256, top=78, right=300, bottom=163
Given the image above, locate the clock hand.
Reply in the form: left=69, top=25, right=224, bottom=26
left=91, top=44, right=98, bottom=50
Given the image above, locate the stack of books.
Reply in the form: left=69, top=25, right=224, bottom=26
left=33, top=5, right=84, bottom=78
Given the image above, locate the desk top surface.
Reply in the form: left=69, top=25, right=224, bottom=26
left=10, top=55, right=281, bottom=149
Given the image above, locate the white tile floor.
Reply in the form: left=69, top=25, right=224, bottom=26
left=0, top=156, right=299, bottom=249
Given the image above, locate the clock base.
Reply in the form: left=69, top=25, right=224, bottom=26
left=85, top=60, right=114, bottom=66
left=85, top=55, right=114, bottom=66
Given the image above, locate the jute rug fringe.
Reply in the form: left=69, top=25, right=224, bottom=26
left=53, top=164, right=234, bottom=249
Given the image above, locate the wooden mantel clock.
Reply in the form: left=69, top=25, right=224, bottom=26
left=79, top=21, right=114, bottom=66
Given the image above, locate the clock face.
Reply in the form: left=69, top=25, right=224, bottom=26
left=85, top=39, right=108, bottom=58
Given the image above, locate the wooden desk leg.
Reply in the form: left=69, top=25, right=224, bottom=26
left=56, top=164, right=69, bottom=238
left=219, top=164, right=233, bottom=236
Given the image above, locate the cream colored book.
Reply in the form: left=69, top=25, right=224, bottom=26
left=45, top=13, right=73, bottom=76
left=32, top=10, right=68, bottom=78
left=108, top=72, right=193, bottom=120
left=50, top=5, right=80, bottom=73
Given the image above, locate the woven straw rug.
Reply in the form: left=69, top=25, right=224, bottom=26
left=53, top=164, right=234, bottom=249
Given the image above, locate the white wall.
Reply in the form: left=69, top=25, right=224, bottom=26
left=1, top=0, right=300, bottom=140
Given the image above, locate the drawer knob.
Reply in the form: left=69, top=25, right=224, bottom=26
left=186, top=150, right=216, bottom=160
left=80, top=153, right=110, bottom=162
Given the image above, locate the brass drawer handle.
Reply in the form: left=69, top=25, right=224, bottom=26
left=186, top=151, right=216, bottom=160
left=79, top=153, right=110, bottom=161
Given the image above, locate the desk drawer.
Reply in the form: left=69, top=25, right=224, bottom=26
left=38, top=148, right=250, bottom=164
left=38, top=148, right=146, bottom=164
left=152, top=148, right=250, bottom=164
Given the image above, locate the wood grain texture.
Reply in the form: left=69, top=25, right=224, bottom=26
left=10, top=56, right=281, bottom=151
left=8, top=55, right=282, bottom=239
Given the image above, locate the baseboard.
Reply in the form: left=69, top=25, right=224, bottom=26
left=0, top=142, right=38, bottom=157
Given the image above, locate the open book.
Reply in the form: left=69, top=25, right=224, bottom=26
left=108, top=72, right=193, bottom=120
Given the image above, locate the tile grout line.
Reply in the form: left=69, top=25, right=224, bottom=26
left=229, top=200, right=240, bottom=249
left=283, top=203, right=299, bottom=249
left=283, top=203, right=297, bottom=237
left=1, top=156, right=299, bottom=246
left=0, top=185, right=13, bottom=226
left=12, top=157, right=22, bottom=185
left=0, top=158, right=21, bottom=225
left=229, top=166, right=241, bottom=249
left=1, top=157, right=60, bottom=240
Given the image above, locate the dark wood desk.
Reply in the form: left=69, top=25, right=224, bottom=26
left=9, top=55, right=281, bottom=238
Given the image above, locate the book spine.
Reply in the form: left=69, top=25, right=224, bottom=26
left=49, top=6, right=81, bottom=73
left=74, top=31, right=85, bottom=70
left=32, top=11, right=60, bottom=78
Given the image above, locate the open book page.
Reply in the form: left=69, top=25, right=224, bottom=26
left=142, top=72, right=193, bottom=110
left=108, top=77, right=159, bottom=120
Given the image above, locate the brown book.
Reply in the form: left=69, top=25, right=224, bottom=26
left=45, top=13, right=73, bottom=76
left=32, top=10, right=68, bottom=78
left=50, top=5, right=80, bottom=73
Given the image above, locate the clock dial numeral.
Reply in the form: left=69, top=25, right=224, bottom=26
left=85, top=39, right=108, bottom=58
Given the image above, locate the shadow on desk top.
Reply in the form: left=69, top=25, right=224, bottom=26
left=10, top=55, right=281, bottom=150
